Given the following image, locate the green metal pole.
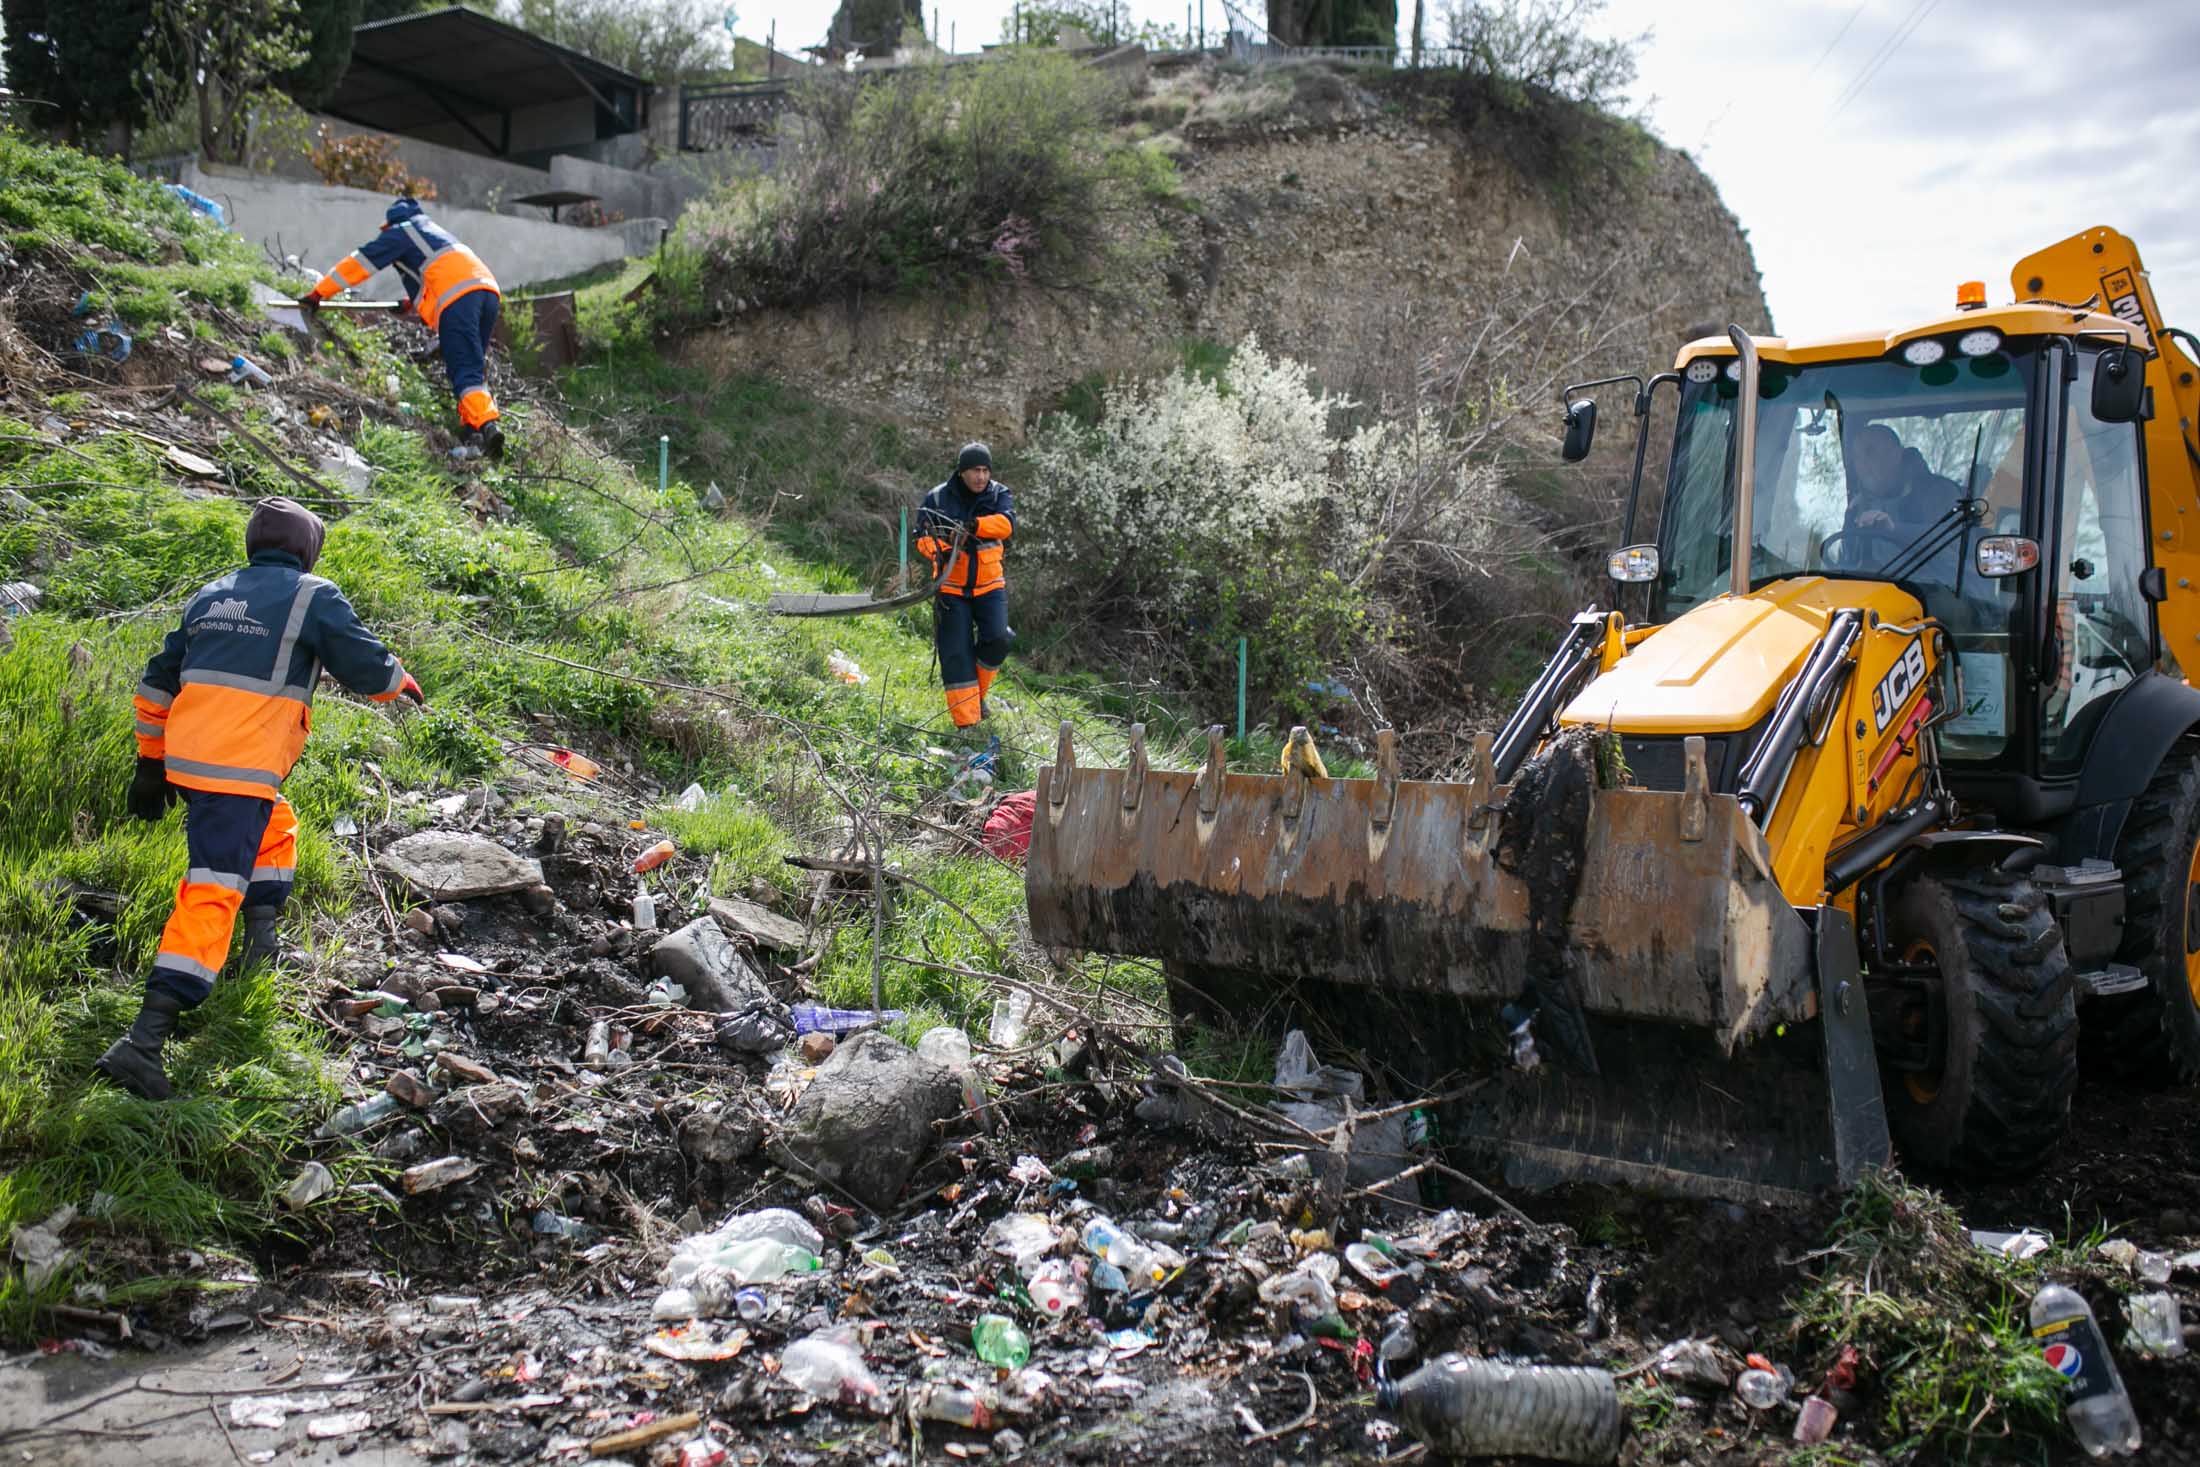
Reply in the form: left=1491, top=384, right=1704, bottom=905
left=899, top=506, right=908, bottom=583
left=658, top=435, right=669, bottom=494
left=1236, top=637, right=1247, bottom=743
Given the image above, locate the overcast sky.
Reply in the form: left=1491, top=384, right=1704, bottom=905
left=735, top=0, right=2198, bottom=339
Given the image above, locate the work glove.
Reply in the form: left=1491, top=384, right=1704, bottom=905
left=127, top=755, right=176, bottom=821
left=398, top=672, right=425, bottom=707
left=295, top=292, right=321, bottom=316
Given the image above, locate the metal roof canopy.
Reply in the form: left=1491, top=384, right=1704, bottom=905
left=322, top=6, right=652, bottom=159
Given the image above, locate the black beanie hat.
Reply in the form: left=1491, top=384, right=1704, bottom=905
left=956, top=442, right=992, bottom=474
left=246, top=497, right=327, bottom=572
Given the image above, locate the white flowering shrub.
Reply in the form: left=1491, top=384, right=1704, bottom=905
left=1026, top=336, right=1502, bottom=714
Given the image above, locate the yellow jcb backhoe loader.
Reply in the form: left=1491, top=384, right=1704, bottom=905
left=1027, top=226, right=2200, bottom=1201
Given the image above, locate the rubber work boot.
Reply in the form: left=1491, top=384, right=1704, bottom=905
left=239, top=905, right=283, bottom=970
left=481, top=419, right=506, bottom=463
left=93, top=991, right=185, bottom=1101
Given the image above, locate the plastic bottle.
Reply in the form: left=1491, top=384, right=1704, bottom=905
left=633, top=839, right=677, bottom=873
left=972, top=1313, right=1032, bottom=1368
left=584, top=1021, right=613, bottom=1066
left=631, top=885, right=656, bottom=931
left=547, top=747, right=599, bottom=780
left=711, top=1238, right=819, bottom=1283
left=228, top=354, right=273, bottom=387
left=909, top=1382, right=999, bottom=1429
left=989, top=990, right=1032, bottom=1047
left=791, top=1003, right=902, bottom=1035
left=779, top=1333, right=882, bottom=1405
left=1027, top=1258, right=1085, bottom=1318
left=1379, top=1354, right=1623, bottom=1466
left=734, top=1288, right=771, bottom=1322
left=2031, top=1281, right=2142, bottom=1456
left=320, top=1092, right=402, bottom=1137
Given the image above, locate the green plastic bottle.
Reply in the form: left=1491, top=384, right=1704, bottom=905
left=971, top=1313, right=1032, bottom=1368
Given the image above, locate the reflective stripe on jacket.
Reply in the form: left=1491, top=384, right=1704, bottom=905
left=312, top=215, right=500, bottom=329
left=916, top=478, right=1017, bottom=597
left=134, top=551, right=408, bottom=798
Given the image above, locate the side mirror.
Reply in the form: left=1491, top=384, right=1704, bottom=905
left=2092, top=345, right=2147, bottom=423
left=1975, top=536, right=2040, bottom=578
left=1561, top=398, right=1597, bottom=462
left=1607, top=544, right=1660, bottom=583
left=2140, top=566, right=2169, bottom=602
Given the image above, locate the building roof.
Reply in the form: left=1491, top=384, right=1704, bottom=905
left=322, top=6, right=652, bottom=154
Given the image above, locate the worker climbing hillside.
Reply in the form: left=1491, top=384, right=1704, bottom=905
left=916, top=442, right=1018, bottom=730
left=97, top=498, right=422, bottom=1102
left=299, top=196, right=505, bottom=462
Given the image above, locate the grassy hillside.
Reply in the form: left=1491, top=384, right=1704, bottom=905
left=0, top=136, right=1268, bottom=1336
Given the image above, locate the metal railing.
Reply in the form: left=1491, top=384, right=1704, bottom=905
left=678, top=81, right=795, bottom=151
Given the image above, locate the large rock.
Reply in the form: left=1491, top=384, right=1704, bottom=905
left=709, top=894, right=807, bottom=953
left=652, top=917, right=776, bottom=1013
left=377, top=832, right=544, bottom=900
left=779, top=1031, right=961, bottom=1210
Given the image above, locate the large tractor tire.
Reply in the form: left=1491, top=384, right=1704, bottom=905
left=2096, top=746, right=2200, bottom=1082
left=1884, top=869, right=2078, bottom=1175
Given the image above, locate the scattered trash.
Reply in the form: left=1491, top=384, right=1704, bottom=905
left=1794, top=1393, right=1838, bottom=1443
left=1970, top=1228, right=2051, bottom=1260
left=982, top=790, right=1038, bottom=861
left=2032, top=1280, right=2143, bottom=1456
left=9, top=1206, right=77, bottom=1292
left=645, top=1323, right=751, bottom=1361
left=780, top=1329, right=884, bottom=1406
left=165, top=182, right=227, bottom=225
left=1379, top=1354, right=1623, bottom=1465
left=281, top=1162, right=335, bottom=1210
left=632, top=884, right=657, bottom=931
left=318, top=445, right=375, bottom=494
left=228, top=1394, right=332, bottom=1430
left=791, top=1003, right=899, bottom=1035
left=910, top=1382, right=1000, bottom=1429
left=1734, top=1358, right=1793, bottom=1411
left=679, top=1434, right=730, bottom=1467
left=700, top=481, right=727, bottom=511
left=71, top=323, right=130, bottom=362
left=676, top=781, right=708, bottom=811
left=0, top=581, right=43, bottom=618
left=1649, top=1338, right=1732, bottom=1390
left=163, top=445, right=222, bottom=479
left=547, top=747, right=600, bottom=780
left=321, top=1091, right=403, bottom=1137
left=401, top=1156, right=483, bottom=1194
left=228, top=354, right=274, bottom=388
left=973, top=1313, right=1032, bottom=1368
left=989, top=990, right=1032, bottom=1048
left=2126, top=1292, right=2186, bottom=1357
left=306, top=1410, right=372, bottom=1439
left=633, top=839, right=677, bottom=873
left=826, top=650, right=868, bottom=685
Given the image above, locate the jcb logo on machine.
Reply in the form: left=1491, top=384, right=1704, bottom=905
left=1873, top=639, right=1928, bottom=733
left=2102, top=267, right=2152, bottom=347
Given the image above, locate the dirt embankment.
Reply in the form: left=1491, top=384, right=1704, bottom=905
left=679, top=60, right=1769, bottom=446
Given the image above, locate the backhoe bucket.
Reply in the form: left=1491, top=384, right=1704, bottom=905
left=1026, top=725, right=1891, bottom=1202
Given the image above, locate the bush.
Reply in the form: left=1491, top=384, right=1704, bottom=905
left=673, top=50, right=1161, bottom=315
left=1023, top=336, right=1492, bottom=718
left=306, top=127, right=438, bottom=199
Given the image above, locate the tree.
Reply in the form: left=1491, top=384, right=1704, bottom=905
left=1266, top=0, right=1396, bottom=48
left=358, top=0, right=431, bottom=18
left=1441, top=0, right=1642, bottom=111
left=2, top=0, right=163, bottom=146
left=504, top=0, right=731, bottom=82
left=148, top=0, right=311, bottom=163
left=280, top=0, right=363, bottom=109
left=822, top=0, right=920, bottom=57
left=1000, top=0, right=1186, bottom=49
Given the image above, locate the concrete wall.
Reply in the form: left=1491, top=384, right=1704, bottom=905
left=550, top=153, right=699, bottom=224
left=182, top=162, right=655, bottom=295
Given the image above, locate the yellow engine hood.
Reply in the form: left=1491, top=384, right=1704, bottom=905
left=1560, top=578, right=1923, bottom=734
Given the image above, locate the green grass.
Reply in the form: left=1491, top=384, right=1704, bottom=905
left=1786, top=1172, right=2074, bottom=1458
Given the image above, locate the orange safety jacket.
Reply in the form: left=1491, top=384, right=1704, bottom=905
left=312, top=214, right=499, bottom=330
left=916, top=477, right=1017, bottom=597
left=134, top=552, right=410, bottom=799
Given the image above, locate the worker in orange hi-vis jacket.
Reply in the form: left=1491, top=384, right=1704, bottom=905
left=96, top=498, right=422, bottom=1102
left=915, top=443, right=1017, bottom=729
left=299, top=195, right=505, bottom=461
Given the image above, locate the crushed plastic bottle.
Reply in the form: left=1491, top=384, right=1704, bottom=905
left=779, top=1331, right=883, bottom=1406
left=989, top=989, right=1032, bottom=1048
left=985, top=1213, right=1058, bottom=1276
left=791, top=1003, right=900, bottom=1035
left=319, top=1092, right=402, bottom=1137
left=972, top=1314, right=1032, bottom=1368
left=1027, top=1259, right=1085, bottom=1318
left=1379, top=1353, right=1623, bottom=1465
left=909, top=1382, right=1000, bottom=1429
left=2031, top=1282, right=2141, bottom=1457
left=2125, top=1291, right=2186, bottom=1358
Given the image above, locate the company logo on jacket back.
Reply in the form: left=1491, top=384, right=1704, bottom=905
left=198, top=597, right=268, bottom=633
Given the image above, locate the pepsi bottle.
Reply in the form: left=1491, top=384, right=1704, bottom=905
left=2030, top=1281, right=2140, bottom=1457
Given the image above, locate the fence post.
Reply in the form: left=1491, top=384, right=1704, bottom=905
left=658, top=435, right=669, bottom=494
left=898, top=506, right=908, bottom=584
left=1236, top=637, right=1248, bottom=743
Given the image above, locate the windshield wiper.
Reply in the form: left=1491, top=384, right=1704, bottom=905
left=1873, top=500, right=1980, bottom=584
